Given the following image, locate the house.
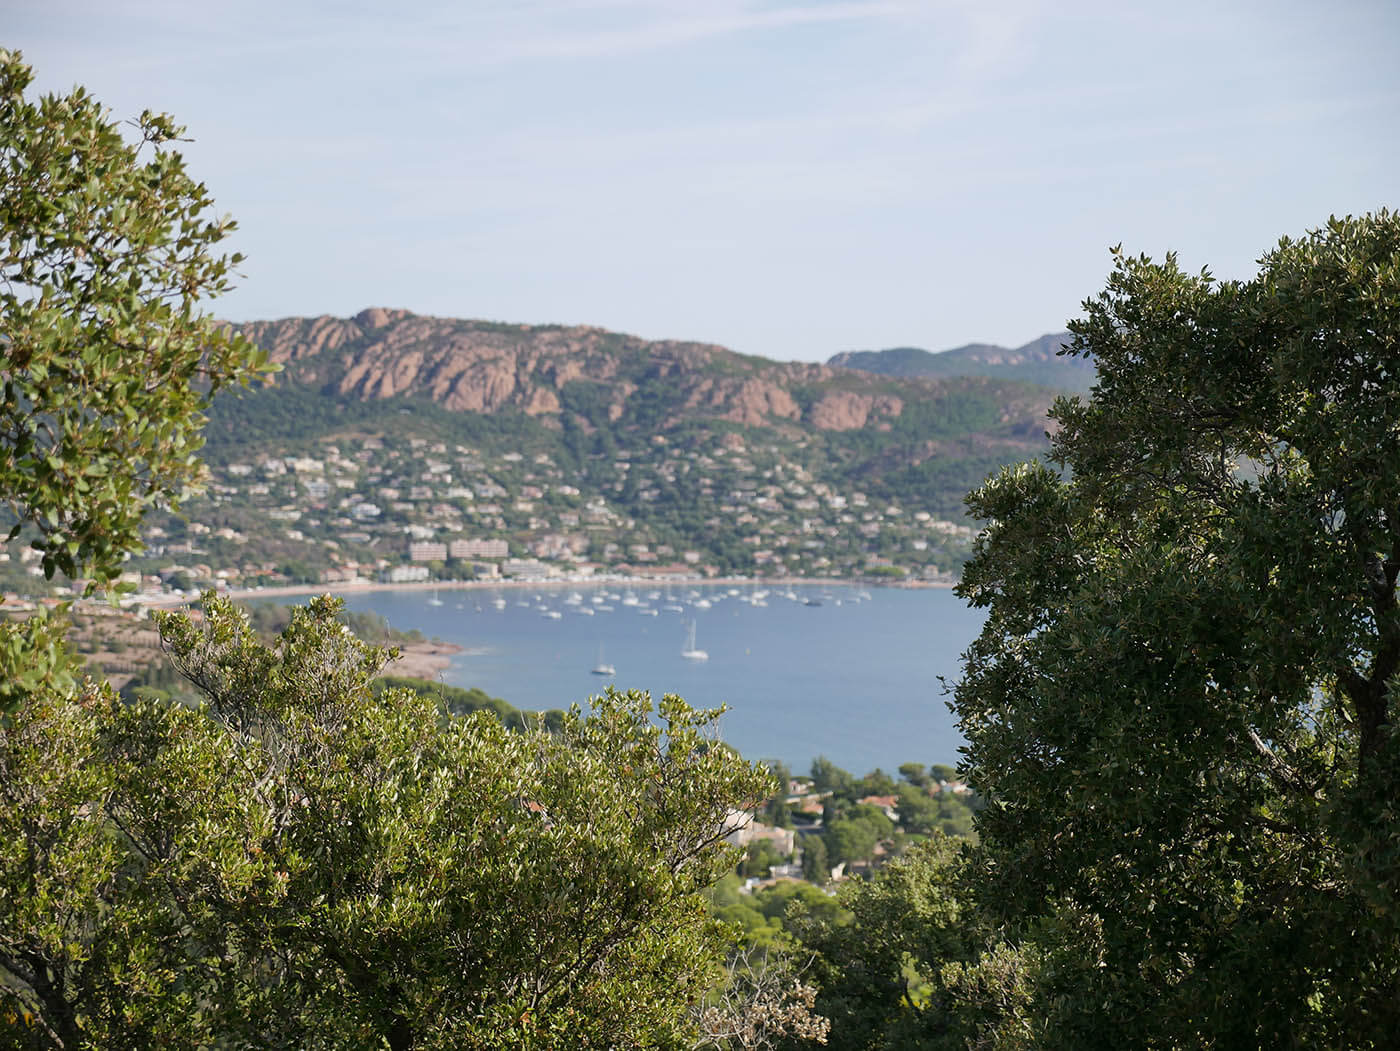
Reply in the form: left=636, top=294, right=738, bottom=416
left=859, top=794, right=899, bottom=821
left=721, top=810, right=796, bottom=856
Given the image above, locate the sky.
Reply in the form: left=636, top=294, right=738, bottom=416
left=10, top=0, right=1399, bottom=362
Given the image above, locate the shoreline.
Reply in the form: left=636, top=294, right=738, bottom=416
left=133, top=574, right=958, bottom=609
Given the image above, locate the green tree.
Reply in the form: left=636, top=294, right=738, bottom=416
left=742, top=839, right=785, bottom=879
left=801, top=834, right=829, bottom=883
left=791, top=836, right=1035, bottom=1051
left=1, top=594, right=772, bottom=1047
left=0, top=51, right=272, bottom=716
left=954, top=212, right=1400, bottom=1047
left=0, top=51, right=272, bottom=590
left=894, top=783, right=940, bottom=835
left=810, top=755, right=853, bottom=796
left=823, top=817, right=881, bottom=867
left=758, top=758, right=793, bottom=827
left=854, top=768, right=897, bottom=797
left=752, top=879, right=848, bottom=931
left=928, top=763, right=958, bottom=784
left=764, top=795, right=792, bottom=829
left=897, top=762, right=927, bottom=787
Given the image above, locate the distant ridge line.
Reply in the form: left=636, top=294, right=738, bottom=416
left=827, top=331, right=1093, bottom=392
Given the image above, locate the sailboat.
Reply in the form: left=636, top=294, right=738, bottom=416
left=591, top=645, right=616, bottom=677
left=427, top=588, right=444, bottom=607
left=680, top=620, right=709, bottom=661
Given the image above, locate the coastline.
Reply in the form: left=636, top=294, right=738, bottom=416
left=389, top=640, right=462, bottom=680
left=133, top=574, right=957, bottom=609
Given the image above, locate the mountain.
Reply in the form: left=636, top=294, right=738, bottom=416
left=828, top=331, right=1094, bottom=392
left=230, top=308, right=1057, bottom=434
left=120, top=309, right=1070, bottom=591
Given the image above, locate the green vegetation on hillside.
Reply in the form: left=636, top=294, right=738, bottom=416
left=130, top=360, right=1051, bottom=593
left=74, top=300, right=1062, bottom=595
left=202, top=386, right=555, bottom=465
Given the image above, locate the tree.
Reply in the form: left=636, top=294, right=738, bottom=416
left=823, top=816, right=882, bottom=868
left=790, top=836, right=1033, bottom=1051
left=801, top=835, right=829, bottom=883
left=743, top=839, right=786, bottom=879
left=0, top=50, right=271, bottom=714
left=954, top=212, right=1400, bottom=1047
left=810, top=756, right=853, bottom=796
left=0, top=50, right=271, bottom=590
left=1, top=595, right=772, bottom=1047
left=759, top=759, right=793, bottom=828
left=928, top=763, right=957, bottom=784
left=896, top=762, right=927, bottom=787
left=853, top=768, right=897, bottom=798
left=894, top=783, right=940, bottom=835
left=692, top=948, right=831, bottom=1050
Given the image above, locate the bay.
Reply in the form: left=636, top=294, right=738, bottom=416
left=338, top=582, right=984, bottom=776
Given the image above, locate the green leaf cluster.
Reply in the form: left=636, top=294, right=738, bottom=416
left=0, top=50, right=276, bottom=590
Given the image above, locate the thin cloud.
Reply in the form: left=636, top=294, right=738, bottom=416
left=483, top=1, right=916, bottom=64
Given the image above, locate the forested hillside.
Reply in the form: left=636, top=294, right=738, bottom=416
left=114, top=310, right=1070, bottom=589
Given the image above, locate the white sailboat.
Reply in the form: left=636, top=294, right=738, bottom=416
left=591, top=645, right=616, bottom=677
left=680, top=620, right=709, bottom=661
left=427, top=588, right=444, bottom=607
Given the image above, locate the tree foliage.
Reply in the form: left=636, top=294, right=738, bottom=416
left=790, top=836, right=1038, bottom=1051
left=954, top=212, right=1400, bottom=1047
left=0, top=594, right=771, bottom=1048
left=693, top=948, right=831, bottom=1050
left=0, top=50, right=273, bottom=588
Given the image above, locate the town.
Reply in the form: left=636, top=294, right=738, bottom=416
left=2, top=423, right=977, bottom=605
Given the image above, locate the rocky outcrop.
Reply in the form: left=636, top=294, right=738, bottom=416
left=808, top=392, right=903, bottom=431
left=237, top=314, right=367, bottom=361
left=720, top=379, right=801, bottom=427
left=233, top=309, right=1051, bottom=438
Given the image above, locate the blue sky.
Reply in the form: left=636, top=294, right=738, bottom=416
left=11, top=0, right=1399, bottom=361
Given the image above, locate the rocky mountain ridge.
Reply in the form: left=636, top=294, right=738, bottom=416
left=230, top=309, right=1056, bottom=436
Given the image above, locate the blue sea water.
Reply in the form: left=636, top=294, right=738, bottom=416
left=337, top=583, right=985, bottom=777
